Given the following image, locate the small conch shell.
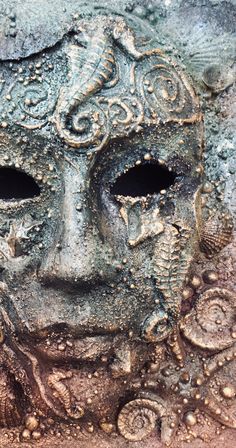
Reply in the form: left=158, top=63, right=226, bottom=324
left=199, top=212, right=233, bottom=256
left=202, top=63, right=236, bottom=93
left=141, top=309, right=171, bottom=343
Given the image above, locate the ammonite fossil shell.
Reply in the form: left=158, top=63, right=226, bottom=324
left=117, top=398, right=165, bottom=441
left=199, top=213, right=233, bottom=256
left=0, top=368, right=24, bottom=427
left=180, top=288, right=236, bottom=350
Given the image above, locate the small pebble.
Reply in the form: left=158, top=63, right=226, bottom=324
left=184, top=412, right=197, bottom=427
left=189, top=274, right=202, bottom=289
left=202, top=270, right=219, bottom=284
left=25, top=415, right=39, bottom=432
left=32, top=430, right=42, bottom=440
left=21, top=429, right=31, bottom=440
left=221, top=385, right=236, bottom=399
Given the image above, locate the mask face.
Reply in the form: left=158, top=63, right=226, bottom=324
left=0, top=121, right=202, bottom=338
left=0, top=11, right=203, bottom=344
left=0, top=3, right=235, bottom=447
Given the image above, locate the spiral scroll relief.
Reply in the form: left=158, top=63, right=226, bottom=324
left=51, top=16, right=201, bottom=151
left=3, top=79, right=57, bottom=130
left=54, top=48, right=201, bottom=151
left=55, top=98, right=109, bottom=150
left=136, top=53, right=201, bottom=125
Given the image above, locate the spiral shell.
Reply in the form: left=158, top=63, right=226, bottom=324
left=202, top=64, right=236, bottom=93
left=180, top=288, right=236, bottom=350
left=141, top=309, right=171, bottom=343
left=0, top=368, right=24, bottom=427
left=200, top=213, right=233, bottom=256
left=117, top=398, right=164, bottom=441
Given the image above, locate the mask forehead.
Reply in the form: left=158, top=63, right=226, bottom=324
left=0, top=14, right=202, bottom=158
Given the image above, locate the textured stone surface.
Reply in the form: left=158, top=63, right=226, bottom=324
left=0, top=0, right=235, bottom=447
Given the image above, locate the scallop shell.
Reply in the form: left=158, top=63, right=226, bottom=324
left=199, top=213, right=233, bottom=256
left=187, top=33, right=236, bottom=75
left=117, top=398, right=164, bottom=441
left=0, top=368, right=23, bottom=427
left=176, top=26, right=235, bottom=80
left=180, top=288, right=236, bottom=350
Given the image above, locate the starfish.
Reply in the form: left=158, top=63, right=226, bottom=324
left=117, top=327, right=236, bottom=446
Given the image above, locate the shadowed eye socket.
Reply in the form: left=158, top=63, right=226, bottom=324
left=111, top=163, right=176, bottom=198
left=0, top=167, right=41, bottom=201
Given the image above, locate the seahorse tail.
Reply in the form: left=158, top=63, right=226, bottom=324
left=54, top=39, right=116, bottom=148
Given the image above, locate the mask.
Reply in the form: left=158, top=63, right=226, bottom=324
left=0, top=2, right=235, bottom=447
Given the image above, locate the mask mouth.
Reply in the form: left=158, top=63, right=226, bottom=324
left=31, top=321, right=122, bottom=340
left=32, top=331, right=120, bottom=363
left=1, top=304, right=122, bottom=360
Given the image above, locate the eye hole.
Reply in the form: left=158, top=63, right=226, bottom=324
left=111, top=163, right=176, bottom=198
left=0, top=167, right=41, bottom=201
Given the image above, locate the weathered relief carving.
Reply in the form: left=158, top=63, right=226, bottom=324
left=0, top=1, right=235, bottom=447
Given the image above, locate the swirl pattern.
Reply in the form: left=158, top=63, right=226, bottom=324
left=142, top=309, right=171, bottom=343
left=57, top=99, right=109, bottom=150
left=11, top=81, right=55, bottom=130
left=136, top=53, right=200, bottom=124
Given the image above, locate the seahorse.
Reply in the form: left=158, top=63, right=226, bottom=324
left=0, top=367, right=23, bottom=428
left=142, top=223, right=192, bottom=342
left=154, top=224, right=191, bottom=316
left=0, top=304, right=82, bottom=421
left=54, top=15, right=143, bottom=148
left=48, top=369, right=84, bottom=419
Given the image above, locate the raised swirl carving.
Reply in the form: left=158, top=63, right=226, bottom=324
left=11, top=80, right=55, bottom=130
left=136, top=54, right=200, bottom=124
left=58, top=98, right=109, bottom=150
left=53, top=15, right=201, bottom=151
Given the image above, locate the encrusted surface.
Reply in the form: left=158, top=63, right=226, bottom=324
left=0, top=0, right=235, bottom=447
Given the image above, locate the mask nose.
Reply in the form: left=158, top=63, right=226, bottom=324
left=38, top=161, right=117, bottom=287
